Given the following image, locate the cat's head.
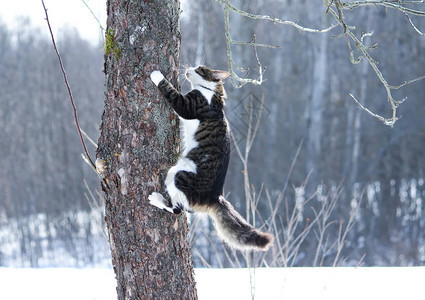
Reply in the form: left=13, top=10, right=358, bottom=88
left=185, top=66, right=230, bottom=90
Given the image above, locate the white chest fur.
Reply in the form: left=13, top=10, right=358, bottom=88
left=180, top=117, right=200, bottom=157
left=196, top=86, right=215, bottom=105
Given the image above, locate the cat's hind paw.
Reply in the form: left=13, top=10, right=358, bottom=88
left=150, top=70, right=164, bottom=86
left=149, top=192, right=173, bottom=213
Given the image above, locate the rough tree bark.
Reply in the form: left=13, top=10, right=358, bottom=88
left=97, top=0, right=197, bottom=299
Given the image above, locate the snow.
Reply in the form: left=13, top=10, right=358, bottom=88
left=0, top=267, right=424, bottom=300
left=0, top=268, right=116, bottom=300
left=196, top=267, right=425, bottom=300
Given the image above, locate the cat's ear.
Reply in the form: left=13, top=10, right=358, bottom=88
left=212, top=70, right=230, bottom=80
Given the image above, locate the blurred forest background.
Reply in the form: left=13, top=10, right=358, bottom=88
left=1, top=0, right=424, bottom=268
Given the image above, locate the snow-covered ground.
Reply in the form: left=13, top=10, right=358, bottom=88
left=197, top=267, right=425, bottom=299
left=0, top=267, right=424, bottom=300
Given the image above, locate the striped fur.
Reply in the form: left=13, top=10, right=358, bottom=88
left=148, top=66, right=273, bottom=251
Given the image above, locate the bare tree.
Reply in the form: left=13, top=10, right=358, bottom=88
left=97, top=0, right=197, bottom=299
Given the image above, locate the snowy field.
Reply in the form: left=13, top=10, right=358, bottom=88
left=0, top=267, right=424, bottom=300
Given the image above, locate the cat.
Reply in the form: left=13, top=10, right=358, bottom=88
left=148, top=66, right=273, bottom=251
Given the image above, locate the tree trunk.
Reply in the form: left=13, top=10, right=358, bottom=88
left=97, top=1, right=197, bottom=299
left=305, top=27, right=328, bottom=186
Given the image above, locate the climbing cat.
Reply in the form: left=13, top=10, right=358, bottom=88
left=148, top=66, right=273, bottom=251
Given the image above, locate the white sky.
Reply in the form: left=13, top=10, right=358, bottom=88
left=1, top=0, right=189, bottom=45
left=1, top=0, right=107, bottom=44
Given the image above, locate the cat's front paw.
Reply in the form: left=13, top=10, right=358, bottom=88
left=149, top=192, right=174, bottom=213
left=150, top=70, right=164, bottom=86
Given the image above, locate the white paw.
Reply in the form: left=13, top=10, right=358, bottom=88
left=150, top=70, right=164, bottom=86
left=149, top=192, right=166, bottom=208
left=149, top=192, right=173, bottom=213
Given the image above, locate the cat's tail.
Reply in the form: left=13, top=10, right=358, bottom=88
left=207, top=196, right=274, bottom=251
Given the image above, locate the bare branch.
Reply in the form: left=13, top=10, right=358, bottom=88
left=223, top=0, right=263, bottom=87
left=41, top=0, right=97, bottom=172
left=349, top=94, right=399, bottom=126
left=341, top=1, right=425, bottom=16
left=217, top=0, right=425, bottom=123
left=326, top=0, right=425, bottom=126
left=80, top=128, right=98, bottom=148
left=217, top=0, right=338, bottom=33
left=217, top=0, right=337, bottom=87
left=230, top=39, right=281, bottom=49
left=405, top=13, right=425, bottom=35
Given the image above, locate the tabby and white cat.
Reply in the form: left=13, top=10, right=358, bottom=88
left=149, top=66, right=273, bottom=251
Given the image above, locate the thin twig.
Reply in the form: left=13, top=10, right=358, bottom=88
left=230, top=39, right=281, bottom=49
left=341, top=1, right=425, bottom=16
left=389, top=75, right=425, bottom=89
left=223, top=0, right=263, bottom=87
left=41, top=0, right=97, bottom=172
left=83, top=179, right=108, bottom=238
left=405, top=13, right=425, bottom=35
left=80, top=128, right=98, bottom=148
left=81, top=0, right=105, bottom=34
left=349, top=93, right=395, bottom=125
left=219, top=0, right=338, bottom=33
left=273, top=140, right=304, bottom=214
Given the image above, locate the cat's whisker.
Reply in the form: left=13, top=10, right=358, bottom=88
left=179, top=68, right=188, bottom=78
left=180, top=64, right=192, bottom=72
left=181, top=77, right=189, bottom=87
